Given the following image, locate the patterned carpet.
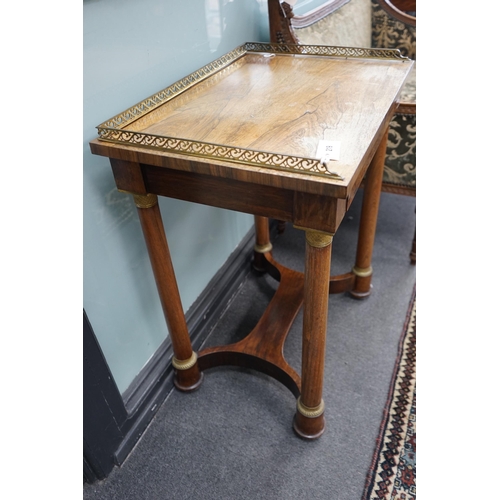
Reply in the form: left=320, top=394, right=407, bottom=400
left=363, top=288, right=416, bottom=500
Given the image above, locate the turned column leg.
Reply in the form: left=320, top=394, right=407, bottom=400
left=293, top=230, right=333, bottom=439
left=133, top=193, right=203, bottom=392
left=253, top=215, right=272, bottom=272
left=350, top=127, right=388, bottom=299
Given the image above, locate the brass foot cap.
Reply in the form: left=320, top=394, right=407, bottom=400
left=349, top=284, right=373, bottom=300
left=292, top=414, right=325, bottom=440
left=174, top=371, right=204, bottom=393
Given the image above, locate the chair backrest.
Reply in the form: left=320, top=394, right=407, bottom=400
left=372, top=0, right=416, bottom=59
left=268, top=0, right=416, bottom=60
left=376, top=0, right=415, bottom=26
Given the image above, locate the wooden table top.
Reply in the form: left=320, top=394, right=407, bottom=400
left=91, top=43, right=413, bottom=199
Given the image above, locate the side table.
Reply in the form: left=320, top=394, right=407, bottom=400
left=90, top=42, right=413, bottom=439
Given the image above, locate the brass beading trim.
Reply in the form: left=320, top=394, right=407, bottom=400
left=98, top=130, right=343, bottom=180
left=254, top=242, right=273, bottom=254
left=305, top=230, right=333, bottom=248
left=172, top=352, right=198, bottom=371
left=297, top=397, right=325, bottom=419
left=352, top=265, right=373, bottom=278
left=97, top=45, right=247, bottom=130
left=97, top=43, right=409, bottom=133
left=96, top=43, right=409, bottom=181
left=133, top=193, right=158, bottom=209
left=244, top=42, right=411, bottom=61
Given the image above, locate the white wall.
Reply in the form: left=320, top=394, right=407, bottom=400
left=83, top=0, right=269, bottom=393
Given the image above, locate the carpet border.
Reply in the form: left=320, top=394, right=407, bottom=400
left=362, top=285, right=416, bottom=499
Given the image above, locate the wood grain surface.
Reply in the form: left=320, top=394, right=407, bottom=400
left=127, top=53, right=412, bottom=182
left=91, top=52, right=412, bottom=201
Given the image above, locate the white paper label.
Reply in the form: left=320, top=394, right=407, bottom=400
left=316, top=140, right=340, bottom=163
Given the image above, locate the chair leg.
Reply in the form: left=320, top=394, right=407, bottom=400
left=277, top=220, right=286, bottom=234
left=410, top=227, right=416, bottom=264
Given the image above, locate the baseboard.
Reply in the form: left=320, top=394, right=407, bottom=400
left=114, top=224, right=261, bottom=465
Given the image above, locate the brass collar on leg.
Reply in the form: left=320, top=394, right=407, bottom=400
left=254, top=242, right=273, bottom=253
left=352, top=265, right=373, bottom=278
left=297, top=397, right=325, bottom=419
left=172, top=351, right=198, bottom=371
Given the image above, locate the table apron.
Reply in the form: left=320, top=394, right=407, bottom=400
left=139, top=163, right=346, bottom=234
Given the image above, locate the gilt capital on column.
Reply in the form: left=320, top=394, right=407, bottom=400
left=133, top=193, right=158, bottom=208
left=305, top=230, right=333, bottom=248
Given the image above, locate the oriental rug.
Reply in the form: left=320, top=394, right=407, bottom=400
left=362, top=288, right=416, bottom=500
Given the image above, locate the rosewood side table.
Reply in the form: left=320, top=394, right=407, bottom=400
left=90, top=43, right=413, bottom=440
